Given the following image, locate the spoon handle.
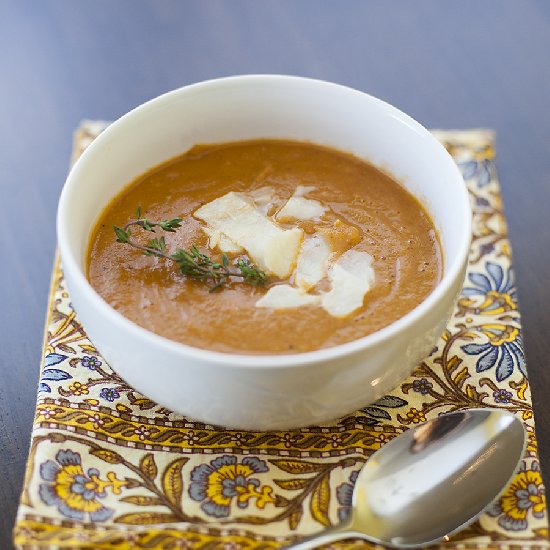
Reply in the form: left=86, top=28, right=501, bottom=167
left=284, top=522, right=359, bottom=549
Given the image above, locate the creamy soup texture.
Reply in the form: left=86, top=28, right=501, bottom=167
left=88, top=140, right=442, bottom=354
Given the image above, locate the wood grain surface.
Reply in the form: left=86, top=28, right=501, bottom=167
left=1, top=1, right=549, bottom=546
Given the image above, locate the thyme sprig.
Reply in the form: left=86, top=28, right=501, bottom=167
left=113, top=207, right=266, bottom=291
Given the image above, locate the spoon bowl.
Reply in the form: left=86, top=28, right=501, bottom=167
left=287, top=409, right=525, bottom=548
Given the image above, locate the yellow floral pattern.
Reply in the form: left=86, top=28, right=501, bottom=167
left=13, top=125, right=549, bottom=548
left=488, top=463, right=546, bottom=531
left=38, top=448, right=128, bottom=522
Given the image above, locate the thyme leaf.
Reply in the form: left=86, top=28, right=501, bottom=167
left=113, top=210, right=266, bottom=291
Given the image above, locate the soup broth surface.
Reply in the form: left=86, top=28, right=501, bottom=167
left=88, top=140, right=442, bottom=354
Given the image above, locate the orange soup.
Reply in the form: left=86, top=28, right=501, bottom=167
left=88, top=140, right=442, bottom=354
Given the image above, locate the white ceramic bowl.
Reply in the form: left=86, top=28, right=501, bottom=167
left=57, top=75, right=471, bottom=430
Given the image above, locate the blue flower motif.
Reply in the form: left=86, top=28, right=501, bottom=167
left=461, top=325, right=526, bottom=382
left=479, top=242, right=495, bottom=256
left=458, top=157, right=494, bottom=188
left=38, top=449, right=125, bottom=521
left=189, top=455, right=274, bottom=518
left=81, top=356, right=102, bottom=370
left=412, top=378, right=433, bottom=395
left=475, top=196, right=490, bottom=208
left=493, top=389, right=513, bottom=404
left=99, top=388, right=120, bottom=402
left=462, top=262, right=516, bottom=304
left=336, top=470, right=359, bottom=522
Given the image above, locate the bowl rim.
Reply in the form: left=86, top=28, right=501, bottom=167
left=57, top=74, right=472, bottom=369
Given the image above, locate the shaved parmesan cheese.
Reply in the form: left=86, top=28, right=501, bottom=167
left=321, top=250, right=375, bottom=318
left=202, top=227, right=244, bottom=254
left=276, top=186, right=327, bottom=222
left=295, top=235, right=331, bottom=291
left=194, top=192, right=303, bottom=278
left=249, top=186, right=275, bottom=215
left=256, top=285, right=321, bottom=309
left=294, top=185, right=316, bottom=197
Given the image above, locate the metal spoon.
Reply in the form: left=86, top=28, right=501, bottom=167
left=286, top=409, right=525, bottom=549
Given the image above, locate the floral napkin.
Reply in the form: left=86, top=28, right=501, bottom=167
left=13, top=125, right=549, bottom=549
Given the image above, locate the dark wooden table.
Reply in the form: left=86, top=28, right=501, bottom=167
left=1, top=1, right=549, bottom=546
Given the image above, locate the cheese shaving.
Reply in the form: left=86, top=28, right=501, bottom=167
left=202, top=227, right=244, bottom=254
left=249, top=186, right=275, bottom=215
left=295, top=235, right=331, bottom=291
left=276, top=186, right=327, bottom=222
left=255, top=285, right=321, bottom=309
left=321, top=250, right=375, bottom=318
